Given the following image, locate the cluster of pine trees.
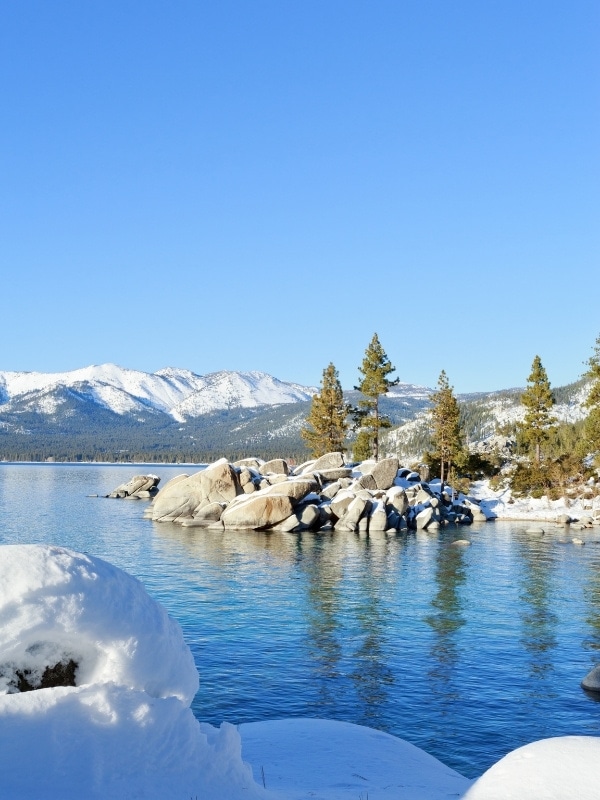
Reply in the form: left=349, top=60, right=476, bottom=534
left=301, top=334, right=399, bottom=462
left=301, top=332, right=600, bottom=496
left=302, top=333, right=463, bottom=479
left=509, top=336, right=600, bottom=497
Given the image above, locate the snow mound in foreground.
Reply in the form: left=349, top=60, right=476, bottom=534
left=0, top=544, right=267, bottom=800
left=0, top=685, right=260, bottom=800
left=460, top=736, right=600, bottom=800
left=0, top=544, right=198, bottom=702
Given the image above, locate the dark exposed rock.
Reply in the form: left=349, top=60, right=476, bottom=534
left=16, top=659, right=78, bottom=692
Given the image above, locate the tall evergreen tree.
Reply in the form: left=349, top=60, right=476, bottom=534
left=429, top=370, right=462, bottom=484
left=583, top=333, right=600, bottom=462
left=353, top=333, right=398, bottom=461
left=519, top=355, right=556, bottom=464
left=301, top=363, right=350, bottom=457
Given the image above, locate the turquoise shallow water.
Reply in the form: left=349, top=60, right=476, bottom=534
left=1, top=463, right=600, bottom=778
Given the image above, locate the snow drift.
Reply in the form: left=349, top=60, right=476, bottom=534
left=0, top=545, right=267, bottom=800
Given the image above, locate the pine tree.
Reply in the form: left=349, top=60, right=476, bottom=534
left=352, top=429, right=374, bottom=462
left=583, top=333, right=600, bottom=462
left=429, top=370, right=463, bottom=484
left=353, top=333, right=398, bottom=461
left=301, top=363, right=350, bottom=457
left=519, top=355, right=556, bottom=464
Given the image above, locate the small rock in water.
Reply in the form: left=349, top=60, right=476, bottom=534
left=525, top=526, right=545, bottom=535
left=106, top=474, right=160, bottom=499
left=572, top=537, right=585, bottom=546
left=451, top=539, right=471, bottom=546
left=581, top=665, right=600, bottom=692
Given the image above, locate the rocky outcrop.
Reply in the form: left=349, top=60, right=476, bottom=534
left=107, top=475, right=160, bottom=499
left=469, top=435, right=516, bottom=459
left=145, top=452, right=494, bottom=534
left=181, top=502, right=226, bottom=528
left=298, top=452, right=345, bottom=474
left=150, top=459, right=241, bottom=523
left=361, top=457, right=400, bottom=490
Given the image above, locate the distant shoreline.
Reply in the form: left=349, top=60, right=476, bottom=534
left=0, top=460, right=207, bottom=467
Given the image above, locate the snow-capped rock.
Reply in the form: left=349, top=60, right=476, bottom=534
left=0, top=544, right=198, bottom=702
left=0, top=544, right=268, bottom=800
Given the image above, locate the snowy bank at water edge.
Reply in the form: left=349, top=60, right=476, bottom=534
left=468, top=480, right=600, bottom=524
left=0, top=544, right=599, bottom=799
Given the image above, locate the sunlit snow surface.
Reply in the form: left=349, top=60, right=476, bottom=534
left=459, top=736, right=600, bottom=800
left=239, top=718, right=470, bottom=800
left=0, top=544, right=599, bottom=799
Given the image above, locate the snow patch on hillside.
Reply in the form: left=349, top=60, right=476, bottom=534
left=86, top=384, right=153, bottom=416
left=387, top=382, right=432, bottom=401
left=168, top=371, right=315, bottom=420
left=386, top=379, right=591, bottom=461
left=31, top=393, right=67, bottom=415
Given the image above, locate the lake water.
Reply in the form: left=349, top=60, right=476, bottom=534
left=1, top=463, right=600, bottom=778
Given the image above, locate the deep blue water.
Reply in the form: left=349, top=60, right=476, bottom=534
left=1, top=463, right=600, bottom=778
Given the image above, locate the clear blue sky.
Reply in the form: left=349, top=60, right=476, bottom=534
left=1, top=1, right=598, bottom=393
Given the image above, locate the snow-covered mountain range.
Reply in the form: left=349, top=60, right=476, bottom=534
left=0, top=363, right=590, bottom=462
left=0, top=363, right=436, bottom=461
left=0, top=364, right=317, bottom=422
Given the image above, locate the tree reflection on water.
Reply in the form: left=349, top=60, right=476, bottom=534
left=517, top=535, right=558, bottom=681
left=297, top=532, right=343, bottom=708
left=347, top=535, right=396, bottom=727
left=297, top=530, right=398, bottom=728
left=424, top=538, right=467, bottom=699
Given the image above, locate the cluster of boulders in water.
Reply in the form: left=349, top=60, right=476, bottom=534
left=108, top=452, right=490, bottom=533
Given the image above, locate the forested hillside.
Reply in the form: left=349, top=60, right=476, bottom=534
left=0, top=376, right=591, bottom=464
left=382, top=379, right=590, bottom=462
left=0, top=389, right=431, bottom=463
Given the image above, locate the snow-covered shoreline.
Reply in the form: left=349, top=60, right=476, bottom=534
left=468, top=480, right=600, bottom=526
